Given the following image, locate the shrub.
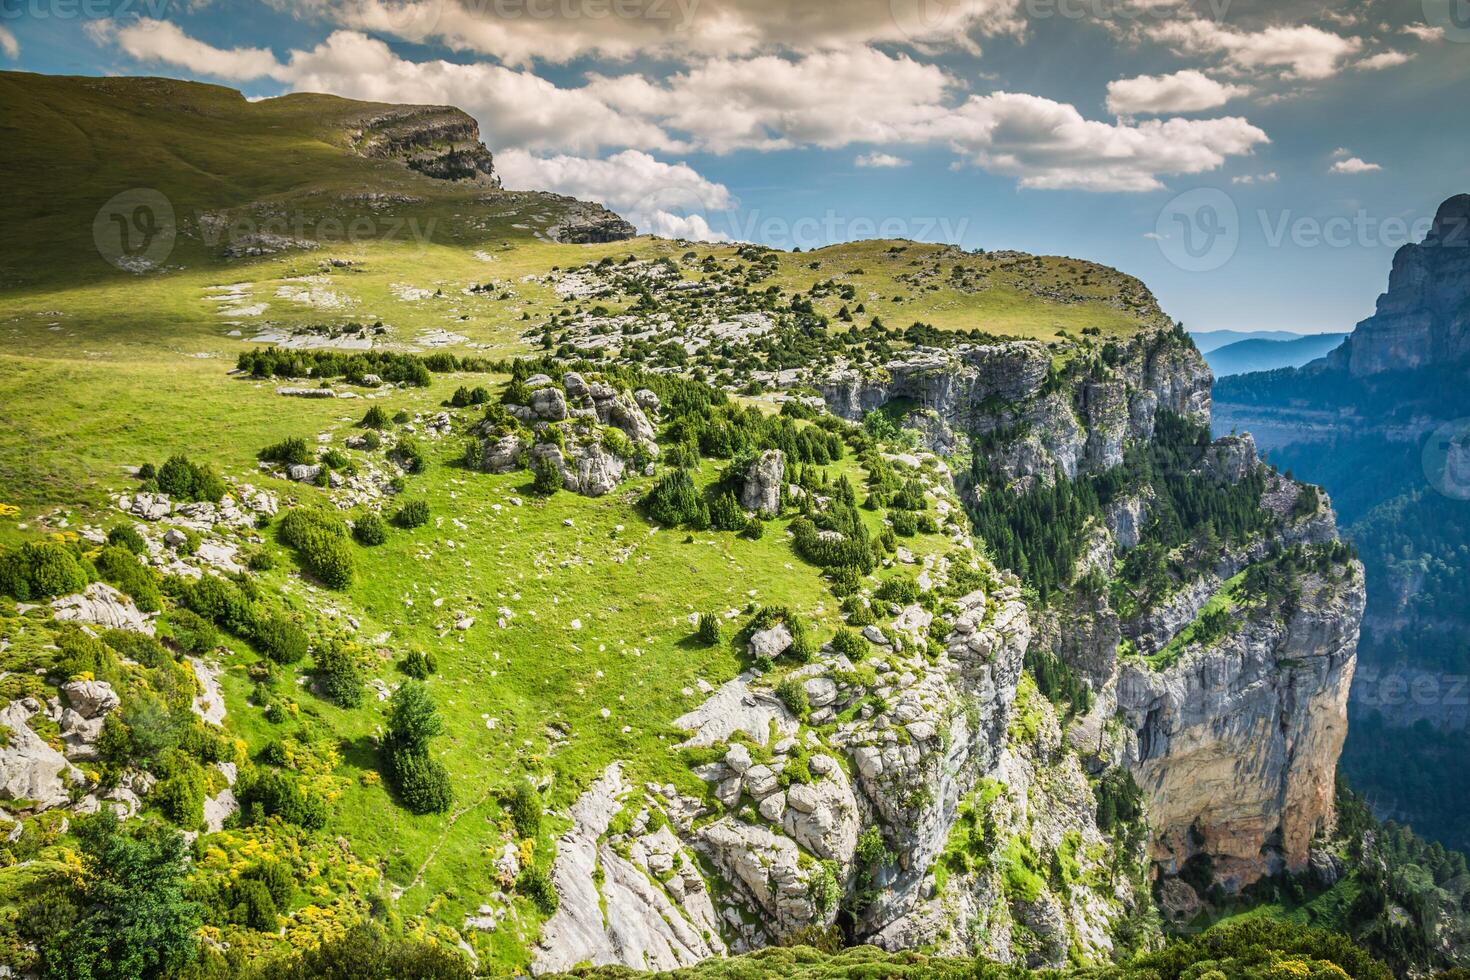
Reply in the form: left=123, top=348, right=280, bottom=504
left=155, top=760, right=206, bottom=828
left=708, top=490, right=747, bottom=532
left=320, top=448, right=350, bottom=471
left=255, top=613, right=308, bottom=665
left=353, top=512, right=388, bottom=546
left=315, top=641, right=365, bottom=708
left=361, top=405, right=389, bottom=429
left=237, top=769, right=327, bottom=829
left=392, top=752, right=454, bottom=814
left=516, top=866, right=559, bottom=916
left=232, top=878, right=278, bottom=932
left=642, top=469, right=705, bottom=527
left=258, top=437, right=313, bottom=466
left=890, top=510, right=918, bottom=537
left=156, top=454, right=226, bottom=502
left=102, top=629, right=170, bottom=669
left=509, top=779, right=542, bottom=839
left=0, top=541, right=90, bottom=600
left=94, top=545, right=161, bottom=612
left=107, top=525, right=147, bottom=555
left=831, top=628, right=866, bottom=662
left=278, top=508, right=355, bottom=589
left=243, top=860, right=295, bottom=910
left=742, top=517, right=765, bottom=540
left=390, top=438, right=426, bottom=474
left=531, top=456, right=563, bottom=496
left=696, top=612, right=722, bottom=646
left=164, top=608, right=219, bottom=655
left=776, top=676, right=810, bottom=719
left=399, top=650, right=435, bottom=679
left=393, top=500, right=430, bottom=529
left=876, top=576, right=920, bottom=605
left=254, top=921, right=474, bottom=980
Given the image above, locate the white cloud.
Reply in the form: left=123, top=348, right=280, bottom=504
left=925, top=92, right=1269, bottom=192
left=1142, top=231, right=1165, bottom=240
left=1105, top=69, right=1248, bottom=115
left=856, top=152, right=912, bottom=168
left=494, top=148, right=733, bottom=241
left=1355, top=50, right=1411, bottom=70
left=90, top=21, right=1269, bottom=193
left=0, top=25, right=18, bottom=59
left=1232, top=171, right=1278, bottom=184
left=1144, top=20, right=1363, bottom=80
left=587, top=47, right=957, bottom=154
left=273, top=0, right=1025, bottom=66
left=99, top=18, right=286, bottom=82
left=1330, top=156, right=1382, bottom=174
left=1402, top=24, right=1445, bottom=42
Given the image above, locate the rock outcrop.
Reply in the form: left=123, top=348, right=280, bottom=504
left=351, top=105, right=499, bottom=184
left=0, top=698, right=81, bottom=810
left=739, top=450, right=784, bottom=517
left=1327, top=194, right=1470, bottom=377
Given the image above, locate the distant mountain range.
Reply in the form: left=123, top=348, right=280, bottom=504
left=1202, top=333, right=1347, bottom=377
left=1189, top=329, right=1316, bottom=353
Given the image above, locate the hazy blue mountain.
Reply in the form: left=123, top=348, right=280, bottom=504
left=1189, top=329, right=1313, bottom=353
left=1204, top=333, right=1347, bottom=377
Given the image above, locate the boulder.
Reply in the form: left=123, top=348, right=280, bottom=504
left=286, top=463, right=322, bottom=483
left=52, top=583, right=153, bottom=635
left=0, top=699, right=80, bottom=809
left=740, top=449, right=785, bottom=517
left=748, top=623, right=793, bottom=659
left=62, top=680, right=120, bottom=719
left=531, top=386, right=569, bottom=421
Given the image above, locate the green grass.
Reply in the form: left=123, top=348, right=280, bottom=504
left=1147, top=571, right=1246, bottom=671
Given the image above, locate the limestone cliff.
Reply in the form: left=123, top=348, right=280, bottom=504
left=1327, top=194, right=1470, bottom=377
left=350, top=105, right=500, bottom=184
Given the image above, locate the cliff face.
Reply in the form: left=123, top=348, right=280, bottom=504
left=1328, top=194, right=1470, bottom=377
left=350, top=105, right=500, bottom=184
left=818, top=329, right=1363, bottom=900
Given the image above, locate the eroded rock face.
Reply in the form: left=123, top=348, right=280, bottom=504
left=0, top=699, right=81, bottom=810
left=739, top=450, right=784, bottom=517
left=533, top=764, right=725, bottom=974
left=1116, top=567, right=1364, bottom=889
left=51, top=582, right=153, bottom=635
left=1328, top=194, right=1470, bottom=377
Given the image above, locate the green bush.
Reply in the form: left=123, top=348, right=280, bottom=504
left=742, top=517, right=765, bottom=540
left=232, top=878, right=279, bottom=932
left=390, top=438, right=426, bottom=474
left=696, top=612, right=723, bottom=646
left=392, top=752, right=454, bottom=815
left=399, top=650, right=436, bottom=679
left=890, top=510, right=918, bottom=537
left=255, top=613, right=308, bottom=665
left=94, top=545, right=161, bottom=612
left=516, top=865, right=559, bottom=916
left=101, top=629, right=171, bottom=669
left=248, top=921, right=473, bottom=980
left=237, top=768, right=328, bottom=829
left=831, top=628, right=867, bottom=662
left=155, top=760, right=206, bottom=828
left=0, top=541, right=90, bottom=600
left=642, top=469, right=705, bottom=527
left=361, top=405, right=389, bottom=429
left=278, top=508, right=355, bottom=589
left=531, top=455, right=563, bottom=496
left=776, top=676, right=810, bottom=719
left=394, top=500, right=430, bottom=529
left=156, top=454, right=226, bottom=502
left=107, top=525, right=147, bottom=555
left=876, top=576, right=921, bottom=605
left=315, top=641, right=365, bottom=707
left=353, top=512, right=388, bottom=546
left=709, top=490, right=747, bottom=532
left=164, top=608, right=219, bottom=654
left=257, top=437, right=313, bottom=466
left=509, top=779, right=542, bottom=839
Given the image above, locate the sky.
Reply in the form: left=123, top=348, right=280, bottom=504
left=3, top=0, right=1467, bottom=334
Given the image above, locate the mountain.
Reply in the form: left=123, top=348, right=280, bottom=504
left=1214, top=193, right=1470, bottom=858
left=1204, top=334, right=1347, bottom=377
left=0, top=70, right=1433, bottom=979
left=1190, top=329, right=1317, bottom=353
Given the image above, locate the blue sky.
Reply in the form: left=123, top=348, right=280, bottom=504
left=3, top=0, right=1467, bottom=333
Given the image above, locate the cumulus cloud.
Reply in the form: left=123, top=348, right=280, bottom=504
left=923, top=92, right=1269, bottom=192
left=856, top=152, right=911, bottom=168
left=90, top=20, right=1269, bottom=193
left=273, top=0, right=1026, bottom=66
left=1106, top=69, right=1248, bottom=115
left=1144, top=20, right=1363, bottom=80
left=1330, top=156, right=1382, bottom=174
left=495, top=148, right=733, bottom=239
left=1402, top=24, right=1445, bottom=42
left=1232, top=171, right=1278, bottom=184
left=1355, top=50, right=1411, bottom=70
left=96, top=17, right=285, bottom=81
left=0, top=25, right=19, bottom=59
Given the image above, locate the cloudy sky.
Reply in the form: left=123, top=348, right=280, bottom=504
left=5, top=0, right=1467, bottom=332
